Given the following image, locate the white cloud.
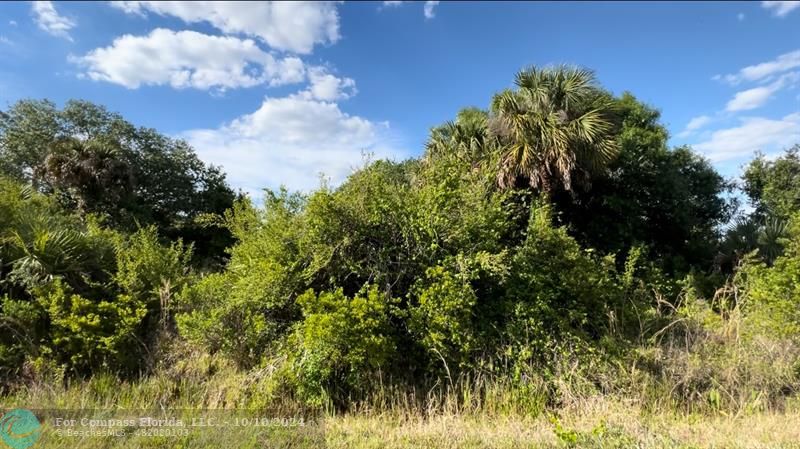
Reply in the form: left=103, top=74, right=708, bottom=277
left=71, top=29, right=306, bottom=91
left=301, top=67, right=357, bottom=101
left=9, top=20, right=17, bottom=26
left=717, top=49, right=800, bottom=85
left=737, top=12, right=746, bottom=21
left=424, top=1, right=439, bottom=19
left=111, top=1, right=340, bottom=54
left=183, top=94, right=408, bottom=197
left=761, top=1, right=800, bottom=17
left=693, top=113, right=800, bottom=162
left=725, top=72, right=798, bottom=112
left=31, top=1, right=75, bottom=41
left=677, top=115, right=712, bottom=138
left=383, top=1, right=405, bottom=6
left=726, top=86, right=775, bottom=112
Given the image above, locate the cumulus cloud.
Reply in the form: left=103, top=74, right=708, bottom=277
left=183, top=94, right=408, bottom=197
left=111, top=1, right=340, bottom=54
left=31, top=1, right=75, bottom=41
left=383, top=1, right=405, bottom=6
left=301, top=67, right=357, bottom=101
left=725, top=72, right=799, bottom=112
left=761, top=1, right=800, bottom=17
left=424, top=1, right=439, bottom=19
left=693, top=113, right=800, bottom=162
left=715, top=49, right=800, bottom=85
left=71, top=29, right=306, bottom=90
left=677, top=115, right=712, bottom=138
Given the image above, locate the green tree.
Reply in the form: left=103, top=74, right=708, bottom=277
left=0, top=99, right=238, bottom=265
left=743, top=146, right=800, bottom=220
left=552, top=94, right=733, bottom=275
left=34, top=137, right=134, bottom=222
left=426, top=107, right=494, bottom=166
left=489, top=66, right=619, bottom=195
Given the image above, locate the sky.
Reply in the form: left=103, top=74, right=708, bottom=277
left=1, top=1, right=799, bottom=198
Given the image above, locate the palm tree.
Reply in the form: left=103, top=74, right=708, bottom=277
left=34, top=137, right=133, bottom=218
left=757, top=216, right=788, bottom=265
left=490, top=65, right=619, bottom=195
left=425, top=108, right=494, bottom=166
left=716, top=215, right=788, bottom=271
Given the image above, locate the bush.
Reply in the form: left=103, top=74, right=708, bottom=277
left=738, top=213, right=800, bottom=337
left=176, top=272, right=279, bottom=368
left=38, top=280, right=147, bottom=374
left=176, top=195, right=306, bottom=367
left=503, top=204, right=624, bottom=363
left=291, top=286, right=396, bottom=406
left=409, top=265, right=478, bottom=370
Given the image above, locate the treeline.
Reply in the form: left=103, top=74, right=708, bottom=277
left=1, top=66, right=798, bottom=412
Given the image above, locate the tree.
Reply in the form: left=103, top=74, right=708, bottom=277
left=34, top=137, right=134, bottom=223
left=0, top=99, right=238, bottom=266
left=489, top=66, right=619, bottom=195
left=425, top=107, right=494, bottom=166
left=743, top=145, right=800, bottom=220
left=551, top=94, right=734, bottom=275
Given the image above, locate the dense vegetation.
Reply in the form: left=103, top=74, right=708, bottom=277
left=1, top=67, right=799, bottom=443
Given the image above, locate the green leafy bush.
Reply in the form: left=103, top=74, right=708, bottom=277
left=291, top=286, right=396, bottom=405
left=409, top=265, right=478, bottom=369
left=503, top=204, right=623, bottom=359
left=39, top=280, right=147, bottom=374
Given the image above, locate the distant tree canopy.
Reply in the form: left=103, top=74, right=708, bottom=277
left=0, top=99, right=238, bottom=266
left=744, top=145, right=800, bottom=220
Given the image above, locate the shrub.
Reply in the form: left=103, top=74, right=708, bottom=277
left=503, top=204, right=623, bottom=363
left=176, top=272, right=279, bottom=368
left=291, top=286, right=396, bottom=406
left=738, top=212, right=800, bottom=337
left=38, top=280, right=147, bottom=374
left=409, top=265, right=478, bottom=370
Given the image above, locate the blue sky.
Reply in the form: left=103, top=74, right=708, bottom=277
left=1, top=1, right=799, bottom=197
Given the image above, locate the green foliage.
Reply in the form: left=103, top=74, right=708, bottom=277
left=0, top=295, right=45, bottom=380
left=38, top=280, right=147, bottom=374
left=426, top=107, right=494, bottom=166
left=115, top=226, right=192, bottom=306
left=738, top=213, right=800, bottom=337
left=409, top=264, right=478, bottom=368
left=490, top=65, right=619, bottom=193
left=291, top=286, right=396, bottom=405
left=3, top=70, right=799, bottom=419
left=176, top=194, right=308, bottom=367
left=553, top=93, right=734, bottom=275
left=0, top=99, right=238, bottom=266
left=503, top=204, right=623, bottom=360
left=743, top=146, right=800, bottom=220
left=177, top=272, right=283, bottom=368
left=0, top=176, right=193, bottom=381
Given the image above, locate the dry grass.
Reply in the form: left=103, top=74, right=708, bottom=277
left=326, top=408, right=800, bottom=449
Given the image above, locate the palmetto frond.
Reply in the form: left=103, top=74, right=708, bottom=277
left=425, top=108, right=494, bottom=166
left=758, top=216, right=788, bottom=264
left=491, top=65, right=619, bottom=194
